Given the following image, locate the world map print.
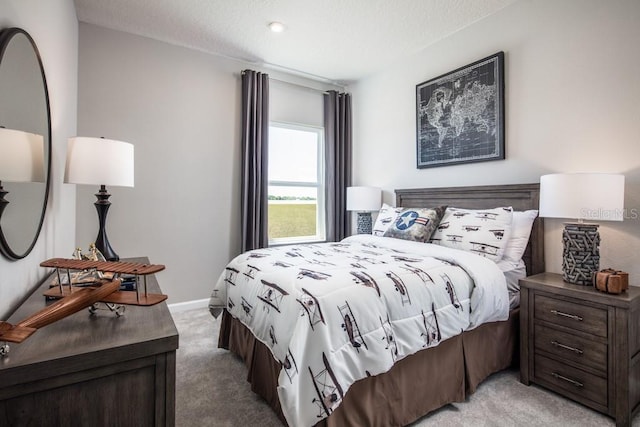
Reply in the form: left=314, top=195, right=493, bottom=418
left=416, top=53, right=504, bottom=168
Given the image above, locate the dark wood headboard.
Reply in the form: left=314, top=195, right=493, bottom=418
left=395, top=183, right=544, bottom=276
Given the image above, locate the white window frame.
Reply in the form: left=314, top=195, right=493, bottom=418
left=268, top=121, right=325, bottom=245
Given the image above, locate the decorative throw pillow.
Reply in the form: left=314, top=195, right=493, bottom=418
left=372, top=203, right=404, bottom=236
left=501, top=210, right=538, bottom=266
left=383, top=206, right=446, bottom=243
left=430, top=206, right=514, bottom=262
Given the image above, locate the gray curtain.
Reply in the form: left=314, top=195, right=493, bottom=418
left=241, top=70, right=269, bottom=252
left=324, top=90, right=352, bottom=242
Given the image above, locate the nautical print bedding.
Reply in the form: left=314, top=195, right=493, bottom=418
left=209, top=234, right=509, bottom=427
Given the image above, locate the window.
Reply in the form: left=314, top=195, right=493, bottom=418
left=268, top=122, right=325, bottom=244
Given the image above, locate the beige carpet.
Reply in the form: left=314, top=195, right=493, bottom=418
left=173, top=308, right=637, bottom=426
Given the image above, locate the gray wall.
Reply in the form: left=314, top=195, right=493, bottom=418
left=77, top=24, right=336, bottom=304
left=351, top=0, right=640, bottom=279
left=0, top=0, right=78, bottom=318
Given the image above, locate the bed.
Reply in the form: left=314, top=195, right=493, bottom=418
left=210, top=183, right=544, bottom=427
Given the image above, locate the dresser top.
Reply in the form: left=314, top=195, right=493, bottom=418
left=521, top=272, right=640, bottom=308
left=0, top=257, right=178, bottom=386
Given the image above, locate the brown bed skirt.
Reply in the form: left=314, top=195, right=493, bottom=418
left=218, top=308, right=519, bottom=427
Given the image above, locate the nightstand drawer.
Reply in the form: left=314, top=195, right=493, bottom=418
left=534, top=324, right=607, bottom=372
left=534, top=294, right=607, bottom=337
left=534, top=354, right=607, bottom=407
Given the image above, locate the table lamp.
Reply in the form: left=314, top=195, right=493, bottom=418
left=65, top=136, right=134, bottom=261
left=347, top=186, right=381, bottom=234
left=539, top=173, right=625, bottom=285
left=0, top=127, right=44, bottom=218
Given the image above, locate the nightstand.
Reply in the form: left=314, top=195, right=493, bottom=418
left=520, top=272, right=640, bottom=426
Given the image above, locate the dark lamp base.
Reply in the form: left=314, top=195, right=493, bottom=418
left=94, top=185, right=119, bottom=262
left=356, top=212, right=372, bottom=234
left=562, top=223, right=600, bottom=286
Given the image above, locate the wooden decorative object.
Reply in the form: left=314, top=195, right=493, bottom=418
left=0, top=278, right=121, bottom=344
left=594, top=268, right=629, bottom=294
left=562, top=223, right=600, bottom=285
left=1, top=258, right=167, bottom=352
left=42, top=286, right=167, bottom=306
left=40, top=258, right=167, bottom=306
left=40, top=258, right=165, bottom=275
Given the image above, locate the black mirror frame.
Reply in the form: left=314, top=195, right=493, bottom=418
left=0, top=27, right=52, bottom=260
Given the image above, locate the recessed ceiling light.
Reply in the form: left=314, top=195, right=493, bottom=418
left=268, top=22, right=286, bottom=33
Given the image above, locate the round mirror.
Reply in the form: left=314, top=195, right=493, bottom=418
left=0, top=28, right=51, bottom=260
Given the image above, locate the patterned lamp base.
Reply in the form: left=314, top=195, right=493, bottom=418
left=562, top=223, right=600, bottom=286
left=356, top=212, right=373, bottom=234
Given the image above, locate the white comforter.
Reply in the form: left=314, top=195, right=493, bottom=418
left=209, top=235, right=508, bottom=427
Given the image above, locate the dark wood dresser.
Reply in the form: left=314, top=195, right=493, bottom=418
left=0, top=257, right=178, bottom=426
left=520, top=272, right=640, bottom=426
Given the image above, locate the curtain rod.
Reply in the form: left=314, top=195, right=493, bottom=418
left=258, top=61, right=347, bottom=89
left=238, top=71, right=348, bottom=94
left=268, top=77, right=333, bottom=95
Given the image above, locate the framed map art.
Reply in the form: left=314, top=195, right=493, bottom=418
left=416, top=52, right=505, bottom=168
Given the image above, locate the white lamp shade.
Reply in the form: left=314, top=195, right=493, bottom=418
left=347, top=186, right=381, bottom=212
left=539, top=173, right=625, bottom=221
left=0, top=127, right=45, bottom=183
left=65, top=137, right=134, bottom=187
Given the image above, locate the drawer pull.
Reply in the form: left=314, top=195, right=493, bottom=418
left=550, top=309, right=583, bottom=321
left=551, top=372, right=584, bottom=388
left=551, top=340, right=583, bottom=354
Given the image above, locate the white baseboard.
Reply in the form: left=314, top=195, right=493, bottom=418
left=168, top=298, right=209, bottom=314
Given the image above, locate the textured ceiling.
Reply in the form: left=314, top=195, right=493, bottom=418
left=74, top=0, right=517, bottom=84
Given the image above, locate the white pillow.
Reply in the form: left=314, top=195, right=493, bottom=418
left=501, top=210, right=538, bottom=266
left=496, top=258, right=527, bottom=293
left=430, top=206, right=513, bottom=262
left=372, top=203, right=404, bottom=236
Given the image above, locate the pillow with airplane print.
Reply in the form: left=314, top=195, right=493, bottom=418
left=372, top=203, right=405, bottom=236
left=429, top=206, right=514, bottom=262
left=383, top=206, right=446, bottom=243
